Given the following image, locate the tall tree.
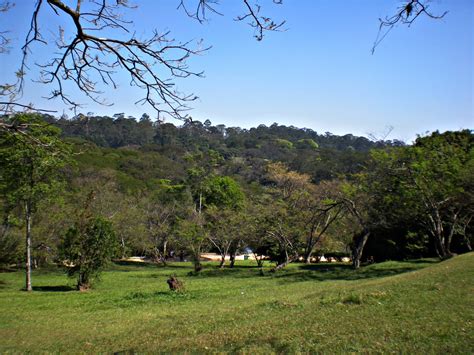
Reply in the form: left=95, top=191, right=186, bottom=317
left=0, top=114, right=71, bottom=291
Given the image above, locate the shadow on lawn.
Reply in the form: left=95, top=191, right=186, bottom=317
left=112, top=260, right=158, bottom=268
left=125, top=262, right=430, bottom=281
left=113, top=259, right=437, bottom=283
left=111, top=261, right=195, bottom=271
left=273, top=262, right=433, bottom=283
left=32, top=285, right=76, bottom=292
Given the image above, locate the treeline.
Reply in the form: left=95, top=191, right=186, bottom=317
left=1, top=114, right=473, bottom=290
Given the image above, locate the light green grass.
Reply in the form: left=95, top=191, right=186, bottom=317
left=1, top=254, right=473, bottom=353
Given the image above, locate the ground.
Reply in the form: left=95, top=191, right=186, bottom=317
left=0, top=253, right=473, bottom=353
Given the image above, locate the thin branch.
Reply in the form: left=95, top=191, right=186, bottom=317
left=372, top=0, right=447, bottom=54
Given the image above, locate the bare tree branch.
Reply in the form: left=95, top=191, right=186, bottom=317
left=372, top=0, right=447, bottom=54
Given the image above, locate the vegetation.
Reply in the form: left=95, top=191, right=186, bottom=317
left=60, top=215, right=118, bottom=290
left=0, top=1, right=466, bottom=351
left=0, top=254, right=472, bottom=352
left=0, top=113, right=472, bottom=351
left=0, top=114, right=71, bottom=290
left=1, top=114, right=472, bottom=278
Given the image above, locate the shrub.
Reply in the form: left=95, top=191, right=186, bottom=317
left=60, top=216, right=118, bottom=290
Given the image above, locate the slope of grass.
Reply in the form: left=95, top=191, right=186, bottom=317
left=0, top=254, right=473, bottom=353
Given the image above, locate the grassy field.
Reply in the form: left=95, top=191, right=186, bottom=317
left=1, top=253, right=473, bottom=353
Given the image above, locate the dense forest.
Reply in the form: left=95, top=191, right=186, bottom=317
left=1, top=113, right=472, bottom=288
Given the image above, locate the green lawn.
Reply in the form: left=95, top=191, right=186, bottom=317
left=1, top=253, right=473, bottom=353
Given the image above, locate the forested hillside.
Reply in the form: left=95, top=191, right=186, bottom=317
left=45, top=113, right=405, bottom=182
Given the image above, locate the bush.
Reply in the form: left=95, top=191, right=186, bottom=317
left=60, top=216, right=118, bottom=290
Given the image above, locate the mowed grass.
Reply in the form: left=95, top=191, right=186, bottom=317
left=1, top=254, right=473, bottom=353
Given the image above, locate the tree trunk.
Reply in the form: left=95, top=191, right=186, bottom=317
left=193, top=249, right=202, bottom=272
left=25, top=202, right=32, bottom=292
left=431, top=210, right=450, bottom=259
left=433, top=230, right=448, bottom=259
left=121, top=236, right=126, bottom=258
left=352, top=230, right=370, bottom=269
left=273, top=259, right=291, bottom=271
left=444, top=212, right=458, bottom=257
left=303, top=237, right=314, bottom=264
left=219, top=256, right=225, bottom=268
left=272, top=250, right=294, bottom=272
left=463, top=235, right=472, bottom=252
left=77, top=272, right=91, bottom=291
left=229, top=251, right=236, bottom=268
left=161, top=240, right=168, bottom=266
left=194, top=260, right=202, bottom=272
left=252, top=253, right=265, bottom=274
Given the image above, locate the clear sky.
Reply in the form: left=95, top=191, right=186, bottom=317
left=0, top=0, right=472, bottom=142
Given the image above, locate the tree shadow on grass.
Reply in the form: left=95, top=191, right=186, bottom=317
left=32, top=285, right=76, bottom=292
left=403, top=258, right=439, bottom=264
left=114, top=260, right=438, bottom=283
left=0, top=266, right=19, bottom=273
left=273, top=262, right=434, bottom=283
left=112, top=260, right=158, bottom=269
left=111, top=261, right=197, bottom=271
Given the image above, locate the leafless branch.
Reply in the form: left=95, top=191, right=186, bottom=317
left=0, top=102, right=57, bottom=113
left=236, top=0, right=285, bottom=41
left=1, top=0, right=212, bottom=119
left=177, top=0, right=223, bottom=23
left=372, top=0, right=447, bottom=54
left=178, top=1, right=285, bottom=41
left=2, top=0, right=285, bottom=120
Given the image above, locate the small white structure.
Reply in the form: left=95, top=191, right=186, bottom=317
left=121, top=256, right=146, bottom=263
left=200, top=253, right=265, bottom=261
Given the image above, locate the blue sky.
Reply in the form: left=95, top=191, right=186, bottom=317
left=0, top=0, right=472, bottom=142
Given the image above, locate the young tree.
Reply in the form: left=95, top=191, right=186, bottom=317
left=299, top=180, right=346, bottom=264
left=176, top=212, right=207, bottom=273
left=0, top=113, right=71, bottom=291
left=60, top=215, right=118, bottom=290
left=206, top=206, right=249, bottom=268
left=265, top=162, right=347, bottom=268
left=141, top=180, right=190, bottom=265
left=200, top=175, right=244, bottom=267
left=263, top=164, right=307, bottom=270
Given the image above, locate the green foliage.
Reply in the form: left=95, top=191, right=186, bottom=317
left=0, top=231, right=23, bottom=266
left=0, top=114, right=72, bottom=289
left=295, top=138, right=319, bottom=150
left=175, top=216, right=207, bottom=272
left=201, top=176, right=244, bottom=210
left=274, top=138, right=294, bottom=149
left=59, top=217, right=118, bottom=290
left=360, top=130, right=474, bottom=259
left=0, top=114, right=72, bottom=209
